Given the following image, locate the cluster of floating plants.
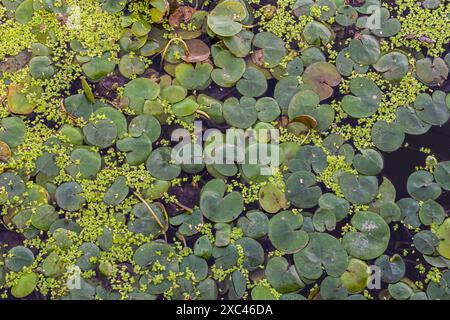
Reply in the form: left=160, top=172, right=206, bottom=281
left=0, top=0, right=449, bottom=301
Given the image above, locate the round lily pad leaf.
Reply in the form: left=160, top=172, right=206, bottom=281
left=0, top=172, right=26, bottom=203
left=414, top=91, right=450, bottom=126
left=200, top=179, right=244, bottom=223
left=234, top=237, right=264, bottom=271
left=222, top=97, right=257, bottom=128
left=294, top=232, right=348, bottom=280
left=117, top=135, right=152, bottom=166
left=0, top=117, right=26, bottom=148
left=251, top=284, right=278, bottom=300
left=118, top=54, right=146, bottom=78
left=342, top=211, right=390, bottom=260
left=419, top=199, right=445, bottom=226
left=373, top=52, right=409, bottom=81
left=146, top=147, right=181, bottom=181
left=339, top=173, right=378, bottom=204
left=129, top=114, right=161, bottom=142
left=29, top=56, right=54, bottom=79
left=265, top=257, right=304, bottom=294
left=252, top=32, right=286, bottom=68
left=7, top=85, right=35, bottom=115
left=416, top=57, right=448, bottom=86
left=269, top=210, right=309, bottom=254
left=123, top=78, right=160, bottom=113
left=348, top=34, right=380, bottom=66
left=395, top=107, right=431, bottom=135
left=317, top=193, right=350, bottom=222
left=5, top=246, right=34, bottom=272
left=303, top=21, right=333, bottom=45
left=259, top=182, right=289, bottom=214
left=371, top=120, right=405, bottom=152
left=83, top=119, right=117, bottom=148
left=211, top=51, right=246, bottom=87
left=236, top=67, right=267, bottom=97
left=66, top=148, right=102, bottom=179
left=336, top=47, right=369, bottom=77
left=302, top=62, right=341, bottom=100
left=55, top=182, right=86, bottom=212
left=437, top=218, right=450, bottom=259
left=31, top=204, right=58, bottom=231
left=175, top=63, right=213, bottom=90
left=223, top=30, right=254, bottom=57
left=11, top=272, right=38, bottom=298
left=353, top=149, right=384, bottom=175
left=340, top=258, right=370, bottom=294
left=94, top=106, right=127, bottom=138
left=171, top=209, right=203, bottom=237
left=320, top=276, right=348, bottom=300
left=82, top=53, right=116, bottom=82
left=413, top=230, right=439, bottom=256
left=434, top=161, right=450, bottom=191
left=374, top=254, right=405, bottom=284
left=285, top=170, right=322, bottom=208
left=255, top=97, right=280, bottom=122
left=407, top=170, right=441, bottom=201
left=342, top=77, right=382, bottom=118
left=207, top=1, right=246, bottom=37
left=236, top=210, right=269, bottom=239
left=388, top=282, right=413, bottom=300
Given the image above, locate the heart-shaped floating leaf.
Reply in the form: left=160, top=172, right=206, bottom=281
left=234, top=237, right=264, bottom=271
left=146, top=147, right=181, bottom=181
left=129, top=114, right=161, bottom=142
left=236, top=210, right=269, bottom=239
left=123, top=78, right=160, bottom=113
left=236, top=67, right=268, bottom=98
left=66, top=148, right=102, bottom=179
left=317, top=193, right=350, bottom=222
left=414, top=91, right=450, bottom=126
left=0, top=172, right=26, bottom=203
left=259, top=183, right=289, bottom=214
left=416, top=57, right=448, bottom=86
left=207, top=1, right=246, bottom=37
left=252, top=32, right=286, bottom=68
left=320, top=276, right=348, bottom=300
left=353, top=149, right=384, bottom=175
left=95, top=107, right=128, bottom=138
left=348, top=34, right=380, bottom=66
left=285, top=170, right=322, bottom=208
left=118, top=54, right=145, bottom=78
left=211, top=50, right=245, bottom=87
left=342, top=77, right=382, bottom=118
left=268, top=210, right=309, bottom=254
left=434, top=161, right=450, bottom=191
left=340, top=258, right=370, bottom=294
left=82, top=53, right=116, bottom=82
left=223, top=30, right=254, bottom=57
left=170, top=209, right=203, bottom=237
left=200, top=179, right=244, bottom=222
left=397, top=197, right=421, bottom=228
left=302, top=62, right=341, bottom=100
left=374, top=254, right=406, bottom=284
left=437, top=218, right=450, bottom=259
left=395, top=106, right=431, bottom=135
left=5, top=246, right=34, bottom=272
left=55, top=182, right=86, bottom=212
left=182, top=39, right=210, bottom=63
left=419, top=199, right=445, bottom=226
left=265, top=257, right=304, bottom=294
left=83, top=119, right=118, bottom=149
left=294, top=232, right=348, bottom=280
left=175, top=63, right=213, bottom=90
left=255, top=97, right=280, bottom=122
left=7, top=85, right=35, bottom=115
left=373, top=52, right=409, bottom=81
left=407, top=170, right=441, bottom=201
left=0, top=117, right=26, bottom=148
left=342, top=211, right=390, bottom=260
left=371, top=120, right=405, bottom=152
left=222, top=97, right=257, bottom=128
left=339, top=172, right=378, bottom=204
left=303, top=21, right=333, bottom=45
left=117, top=135, right=152, bottom=166
left=29, top=56, right=55, bottom=79
left=11, top=272, right=38, bottom=298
